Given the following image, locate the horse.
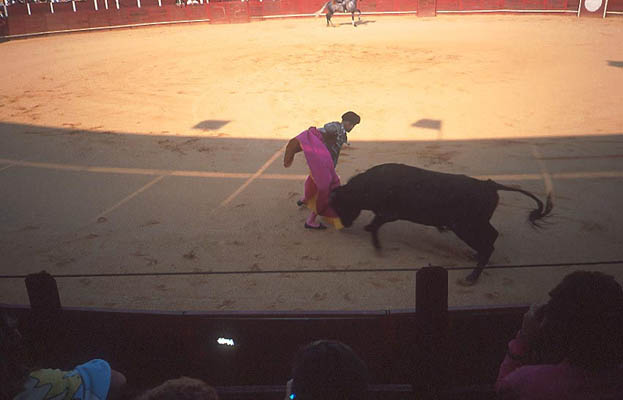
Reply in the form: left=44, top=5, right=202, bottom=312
left=314, top=0, right=362, bottom=27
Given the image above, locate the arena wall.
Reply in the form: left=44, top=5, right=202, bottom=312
left=2, top=0, right=619, bottom=39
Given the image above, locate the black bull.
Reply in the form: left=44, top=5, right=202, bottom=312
left=329, top=163, right=553, bottom=284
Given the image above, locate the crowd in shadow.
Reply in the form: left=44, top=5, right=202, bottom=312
left=2, top=270, right=623, bottom=400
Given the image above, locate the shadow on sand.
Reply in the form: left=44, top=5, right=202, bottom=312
left=336, top=19, right=376, bottom=26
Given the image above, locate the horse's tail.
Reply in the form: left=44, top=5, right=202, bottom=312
left=493, top=181, right=553, bottom=228
left=314, top=1, right=330, bottom=16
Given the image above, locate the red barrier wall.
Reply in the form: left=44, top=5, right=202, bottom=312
left=361, top=0, right=418, bottom=12
left=2, top=0, right=617, bottom=38
left=5, top=1, right=213, bottom=36
left=210, top=0, right=250, bottom=23
left=609, top=0, right=623, bottom=10
left=0, top=18, right=7, bottom=37
left=608, top=0, right=623, bottom=12
left=247, top=0, right=419, bottom=16
left=247, top=0, right=327, bottom=17
left=437, top=0, right=572, bottom=10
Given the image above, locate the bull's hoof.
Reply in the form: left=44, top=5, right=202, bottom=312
left=457, top=270, right=481, bottom=286
left=466, top=252, right=479, bottom=262
left=456, top=277, right=477, bottom=287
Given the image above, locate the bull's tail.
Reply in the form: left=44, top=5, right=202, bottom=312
left=314, top=1, right=330, bottom=16
left=493, top=182, right=553, bottom=228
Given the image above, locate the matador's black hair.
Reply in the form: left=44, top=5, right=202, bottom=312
left=341, top=111, right=361, bottom=125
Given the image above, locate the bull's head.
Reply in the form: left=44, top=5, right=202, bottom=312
left=329, top=185, right=361, bottom=228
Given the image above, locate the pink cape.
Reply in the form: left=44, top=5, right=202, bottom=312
left=296, top=127, right=343, bottom=229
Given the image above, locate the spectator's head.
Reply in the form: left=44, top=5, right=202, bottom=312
left=135, top=377, right=218, bottom=400
left=289, top=340, right=368, bottom=400
left=539, top=271, right=623, bottom=370
left=341, top=112, right=360, bottom=132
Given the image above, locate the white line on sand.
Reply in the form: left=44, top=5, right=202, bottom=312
left=0, top=158, right=255, bottom=179
left=0, top=163, right=15, bottom=172
left=215, top=146, right=286, bottom=210
left=0, top=158, right=621, bottom=182
left=531, top=144, right=555, bottom=195
left=94, top=175, right=166, bottom=221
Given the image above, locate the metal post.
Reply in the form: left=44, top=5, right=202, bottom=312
left=25, top=271, right=62, bottom=313
left=25, top=271, right=63, bottom=368
left=72, top=0, right=76, bottom=11
left=415, top=267, right=448, bottom=398
left=577, top=0, right=582, bottom=16
left=115, top=0, right=119, bottom=9
left=49, top=0, right=54, bottom=13
left=26, top=2, right=31, bottom=15
left=3, top=1, right=7, bottom=18
left=603, top=0, right=608, bottom=17
left=137, top=0, right=140, bottom=8
left=94, top=0, right=98, bottom=11
left=105, top=0, right=109, bottom=9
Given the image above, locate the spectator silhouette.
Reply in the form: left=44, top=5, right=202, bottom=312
left=285, top=340, right=368, bottom=400
left=496, top=270, right=623, bottom=399
left=2, top=311, right=126, bottom=400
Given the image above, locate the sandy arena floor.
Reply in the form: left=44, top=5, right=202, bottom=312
left=0, top=15, right=622, bottom=311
